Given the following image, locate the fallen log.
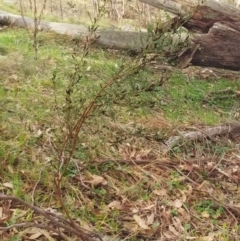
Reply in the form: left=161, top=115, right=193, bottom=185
left=139, top=0, right=240, bottom=70
left=1, top=0, right=240, bottom=71
left=0, top=10, right=148, bottom=50
left=162, top=122, right=240, bottom=153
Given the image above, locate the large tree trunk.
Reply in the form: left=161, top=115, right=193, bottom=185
left=0, top=0, right=240, bottom=70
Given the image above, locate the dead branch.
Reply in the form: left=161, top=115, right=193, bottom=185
left=0, top=194, right=103, bottom=241
left=162, top=123, right=240, bottom=153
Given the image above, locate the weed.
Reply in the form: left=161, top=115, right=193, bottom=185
left=162, top=73, right=239, bottom=124
left=167, top=171, right=186, bottom=190
left=195, top=200, right=224, bottom=219
left=10, top=235, right=21, bottom=241
left=171, top=208, right=178, bottom=216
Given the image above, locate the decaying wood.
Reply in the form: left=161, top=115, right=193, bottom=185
left=1, top=0, right=240, bottom=70
left=163, top=123, right=240, bottom=153
left=139, top=0, right=240, bottom=70
left=139, top=0, right=240, bottom=20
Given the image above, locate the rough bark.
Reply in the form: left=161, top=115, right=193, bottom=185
left=139, top=0, right=240, bottom=70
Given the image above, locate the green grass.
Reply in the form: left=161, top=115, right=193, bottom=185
left=0, top=27, right=237, bottom=168
left=0, top=27, right=239, bottom=240
left=161, top=72, right=239, bottom=125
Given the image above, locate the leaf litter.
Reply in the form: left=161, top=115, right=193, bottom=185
left=0, top=29, right=240, bottom=241
left=1, top=87, right=240, bottom=241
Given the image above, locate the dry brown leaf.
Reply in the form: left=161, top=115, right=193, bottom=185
left=131, top=207, right=139, bottom=213
left=133, top=214, right=150, bottom=230
left=39, top=229, right=55, bottom=241
left=135, top=154, right=142, bottom=161
left=178, top=208, right=191, bottom=221
left=1, top=200, right=12, bottom=222
left=0, top=207, right=7, bottom=224
left=235, top=90, right=240, bottom=97
left=22, top=227, right=39, bottom=234
left=173, top=217, right=184, bottom=232
left=107, top=200, right=122, bottom=210
left=29, top=230, right=43, bottom=239
left=146, top=213, right=155, bottom=225
left=201, top=236, right=214, bottom=241
left=140, top=149, right=152, bottom=157
left=201, top=211, right=210, bottom=218
left=169, top=224, right=180, bottom=236
left=182, top=194, right=186, bottom=202
left=232, top=166, right=238, bottom=173
left=76, top=219, right=93, bottom=232
left=11, top=209, right=28, bottom=219
left=198, top=180, right=209, bottom=190
left=179, top=191, right=187, bottom=202
left=7, top=165, right=14, bottom=174
left=163, top=231, right=175, bottom=239
left=216, top=168, right=230, bottom=177
left=84, top=174, right=107, bottom=186
left=185, top=184, right=193, bottom=195
left=2, top=183, right=13, bottom=189
left=130, top=148, right=137, bottom=159
left=173, top=199, right=183, bottom=208
left=153, top=189, right=167, bottom=196
left=123, top=221, right=138, bottom=232
left=179, top=164, right=193, bottom=172
left=27, top=227, right=54, bottom=241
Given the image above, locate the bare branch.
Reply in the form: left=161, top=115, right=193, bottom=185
left=0, top=194, right=103, bottom=241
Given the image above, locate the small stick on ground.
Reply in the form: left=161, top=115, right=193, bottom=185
left=0, top=194, right=103, bottom=241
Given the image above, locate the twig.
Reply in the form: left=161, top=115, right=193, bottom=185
left=207, top=153, right=225, bottom=175
left=173, top=167, right=199, bottom=186
left=31, top=169, right=42, bottom=205
left=0, top=194, right=103, bottom=241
